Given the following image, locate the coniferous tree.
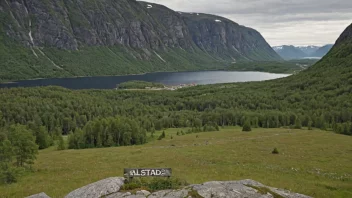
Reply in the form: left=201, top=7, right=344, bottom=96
left=308, top=121, right=313, bottom=130
left=68, top=131, right=75, bottom=149
left=294, top=118, right=302, bottom=129
left=242, top=120, right=252, bottom=132
left=35, top=126, right=50, bottom=149
left=57, top=135, right=66, bottom=151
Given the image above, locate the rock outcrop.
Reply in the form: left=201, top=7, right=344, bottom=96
left=26, top=177, right=312, bottom=198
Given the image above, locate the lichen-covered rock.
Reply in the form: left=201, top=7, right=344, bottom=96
left=83, top=178, right=311, bottom=198
left=64, top=177, right=125, bottom=198
left=191, top=179, right=311, bottom=198
left=136, top=190, right=151, bottom=196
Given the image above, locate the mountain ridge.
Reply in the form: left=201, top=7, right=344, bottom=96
left=272, top=45, right=307, bottom=60
left=0, top=0, right=281, bottom=81
left=273, top=44, right=333, bottom=60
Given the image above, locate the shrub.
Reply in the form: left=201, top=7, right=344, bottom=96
left=157, top=131, right=166, bottom=140
left=0, top=166, right=20, bottom=184
left=121, top=178, right=188, bottom=192
left=272, top=148, right=279, bottom=154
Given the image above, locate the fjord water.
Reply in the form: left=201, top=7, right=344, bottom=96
left=0, top=71, right=289, bottom=90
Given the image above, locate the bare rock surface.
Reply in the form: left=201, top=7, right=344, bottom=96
left=190, top=179, right=310, bottom=198
left=64, top=177, right=125, bottom=198
left=25, top=192, right=51, bottom=198
left=67, top=177, right=311, bottom=198
left=27, top=178, right=311, bottom=198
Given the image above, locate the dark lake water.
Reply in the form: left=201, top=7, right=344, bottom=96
left=0, top=71, right=289, bottom=90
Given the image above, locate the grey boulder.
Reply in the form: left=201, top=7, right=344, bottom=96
left=65, top=177, right=125, bottom=198
left=25, top=192, right=50, bottom=198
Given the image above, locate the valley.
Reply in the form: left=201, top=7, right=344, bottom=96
left=0, top=1, right=351, bottom=198
left=273, top=45, right=333, bottom=60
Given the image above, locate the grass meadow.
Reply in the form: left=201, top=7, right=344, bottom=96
left=1, top=127, right=351, bottom=198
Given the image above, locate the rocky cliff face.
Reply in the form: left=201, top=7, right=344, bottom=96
left=0, top=0, right=281, bottom=81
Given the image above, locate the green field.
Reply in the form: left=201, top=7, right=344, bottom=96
left=1, top=127, right=351, bottom=198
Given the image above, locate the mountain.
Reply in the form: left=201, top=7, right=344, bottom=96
left=310, top=44, right=333, bottom=57
left=272, top=45, right=307, bottom=60
left=273, top=44, right=333, bottom=60
left=296, top=45, right=320, bottom=55
left=0, top=0, right=281, bottom=82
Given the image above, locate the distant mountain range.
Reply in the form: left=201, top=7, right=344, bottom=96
left=272, top=45, right=333, bottom=60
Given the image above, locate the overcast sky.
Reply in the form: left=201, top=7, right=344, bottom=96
left=145, top=0, right=352, bottom=46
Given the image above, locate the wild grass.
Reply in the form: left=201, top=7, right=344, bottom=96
left=0, top=127, right=351, bottom=198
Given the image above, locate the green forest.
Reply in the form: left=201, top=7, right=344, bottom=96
left=117, top=81, right=165, bottom=89
left=229, top=59, right=318, bottom=73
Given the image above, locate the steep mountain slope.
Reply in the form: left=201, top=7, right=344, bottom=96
left=310, top=44, right=333, bottom=57
left=272, top=45, right=307, bottom=60
left=0, top=0, right=281, bottom=82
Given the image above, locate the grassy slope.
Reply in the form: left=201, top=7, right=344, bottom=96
left=1, top=127, right=351, bottom=198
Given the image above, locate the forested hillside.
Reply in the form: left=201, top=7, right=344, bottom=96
left=0, top=0, right=281, bottom=82
left=0, top=23, right=351, bottom=149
